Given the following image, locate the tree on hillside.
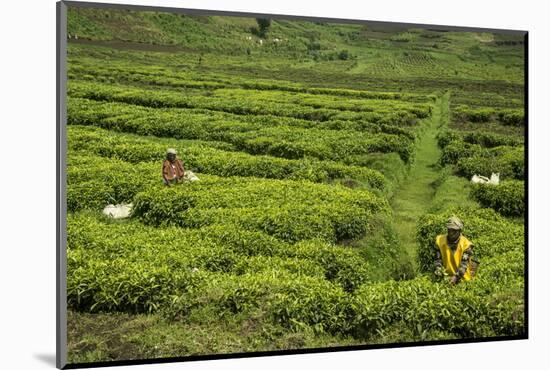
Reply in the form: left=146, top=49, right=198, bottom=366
left=255, top=18, right=272, bottom=38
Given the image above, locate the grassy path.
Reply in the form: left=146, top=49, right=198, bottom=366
left=390, top=92, right=450, bottom=272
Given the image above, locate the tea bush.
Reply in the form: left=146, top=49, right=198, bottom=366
left=68, top=81, right=432, bottom=122
left=69, top=125, right=389, bottom=191
left=456, top=146, right=524, bottom=180
left=436, top=129, right=522, bottom=151
left=352, top=275, right=523, bottom=339
left=452, top=106, right=524, bottom=126
left=165, top=271, right=352, bottom=334
left=471, top=180, right=525, bottom=216
left=69, top=58, right=434, bottom=103
left=439, top=140, right=482, bottom=166
left=67, top=154, right=162, bottom=211
left=497, top=109, right=525, bottom=126
left=461, top=131, right=523, bottom=148
left=290, top=240, right=371, bottom=292
left=453, top=106, right=495, bottom=123
left=68, top=97, right=416, bottom=163
left=67, top=214, right=375, bottom=315
left=132, top=176, right=390, bottom=243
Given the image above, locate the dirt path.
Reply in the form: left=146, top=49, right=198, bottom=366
left=390, top=92, right=449, bottom=272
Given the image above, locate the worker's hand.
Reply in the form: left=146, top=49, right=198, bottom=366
left=450, top=275, right=459, bottom=285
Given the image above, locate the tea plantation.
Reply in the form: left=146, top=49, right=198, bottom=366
left=65, top=6, right=525, bottom=363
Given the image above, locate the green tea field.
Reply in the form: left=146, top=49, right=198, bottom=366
left=65, top=7, right=526, bottom=363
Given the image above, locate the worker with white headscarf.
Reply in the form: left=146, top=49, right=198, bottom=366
left=162, top=148, right=185, bottom=186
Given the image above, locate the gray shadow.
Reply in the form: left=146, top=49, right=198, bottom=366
left=34, top=353, right=57, bottom=367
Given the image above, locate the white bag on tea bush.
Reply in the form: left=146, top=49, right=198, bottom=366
left=102, top=203, right=133, bottom=219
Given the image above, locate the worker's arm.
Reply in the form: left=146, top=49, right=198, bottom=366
left=435, top=250, right=443, bottom=269
left=434, top=249, right=444, bottom=276
left=162, top=161, right=172, bottom=185
left=452, top=245, right=474, bottom=283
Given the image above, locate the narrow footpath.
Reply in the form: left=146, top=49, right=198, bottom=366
left=390, top=92, right=450, bottom=272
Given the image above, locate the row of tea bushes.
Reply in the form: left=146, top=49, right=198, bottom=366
left=436, top=129, right=523, bottom=150
left=68, top=59, right=433, bottom=102
left=68, top=81, right=432, bottom=123
left=131, top=175, right=390, bottom=244
left=210, top=87, right=431, bottom=118
left=68, top=96, right=417, bottom=139
left=438, top=133, right=524, bottom=181
left=165, top=270, right=352, bottom=334
left=352, top=273, right=523, bottom=339
left=456, top=147, right=524, bottom=180
left=452, top=105, right=524, bottom=126
left=68, top=211, right=523, bottom=338
left=67, top=213, right=373, bottom=314
left=69, top=125, right=389, bottom=191
left=165, top=268, right=523, bottom=338
left=68, top=98, right=416, bottom=163
left=471, top=180, right=525, bottom=217
left=67, top=150, right=391, bottom=217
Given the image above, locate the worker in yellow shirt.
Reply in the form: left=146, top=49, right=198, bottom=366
left=434, top=216, right=477, bottom=285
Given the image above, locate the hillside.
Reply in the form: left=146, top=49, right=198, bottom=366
left=67, top=7, right=525, bottom=86
left=64, top=4, right=526, bottom=365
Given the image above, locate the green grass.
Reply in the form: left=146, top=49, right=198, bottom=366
left=67, top=309, right=363, bottom=363
left=429, top=171, right=479, bottom=213
left=390, top=92, right=450, bottom=272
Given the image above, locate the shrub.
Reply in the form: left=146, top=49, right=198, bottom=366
left=68, top=96, right=418, bottom=164
left=471, top=180, right=525, bottom=216
left=291, top=240, right=371, bottom=292
left=255, top=18, right=271, bottom=38
left=338, top=49, right=350, bottom=60
left=352, top=277, right=491, bottom=338
left=461, top=131, right=523, bottom=148
left=67, top=214, right=371, bottom=315
left=351, top=275, right=523, bottom=339
left=456, top=146, right=524, bottom=180
left=67, top=154, right=162, bottom=211
left=131, top=176, right=389, bottom=243
left=453, top=106, right=495, bottom=123
left=436, top=130, right=461, bottom=149
left=439, top=140, right=482, bottom=166
left=497, top=109, right=524, bottom=126
left=69, top=125, right=389, bottom=191
left=165, top=271, right=351, bottom=334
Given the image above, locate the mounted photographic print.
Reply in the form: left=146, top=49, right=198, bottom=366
left=56, top=1, right=527, bottom=368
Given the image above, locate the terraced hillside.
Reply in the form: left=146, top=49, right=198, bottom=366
left=64, top=6, right=526, bottom=364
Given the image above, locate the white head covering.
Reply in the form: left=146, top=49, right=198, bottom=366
left=446, top=216, right=463, bottom=230
left=167, top=148, right=177, bottom=155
